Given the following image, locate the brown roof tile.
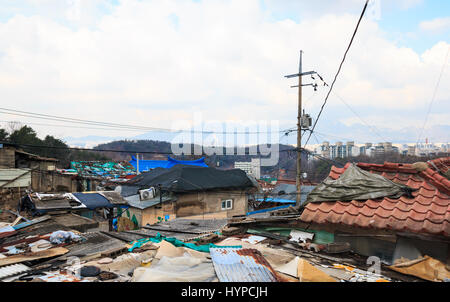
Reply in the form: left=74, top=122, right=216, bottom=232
left=300, top=158, right=450, bottom=237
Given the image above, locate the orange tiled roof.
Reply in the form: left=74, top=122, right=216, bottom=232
left=300, top=158, right=450, bottom=237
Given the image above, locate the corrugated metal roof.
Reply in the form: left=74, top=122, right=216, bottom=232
left=210, top=247, right=279, bottom=282
left=0, top=264, right=30, bottom=279
left=0, top=168, right=31, bottom=188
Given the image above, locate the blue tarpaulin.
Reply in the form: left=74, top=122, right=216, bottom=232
left=128, top=233, right=241, bottom=253
left=246, top=205, right=292, bottom=216
left=129, top=156, right=208, bottom=172
left=255, top=198, right=296, bottom=204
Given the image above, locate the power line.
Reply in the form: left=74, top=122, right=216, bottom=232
left=304, top=0, right=369, bottom=147
left=2, top=140, right=297, bottom=156
left=416, top=45, right=450, bottom=145
left=332, top=92, right=388, bottom=142
left=0, top=107, right=291, bottom=135
left=0, top=120, right=144, bottom=132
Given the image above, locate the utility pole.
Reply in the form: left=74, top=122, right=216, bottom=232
left=296, top=51, right=303, bottom=208
left=285, top=50, right=318, bottom=208
left=136, top=153, right=140, bottom=175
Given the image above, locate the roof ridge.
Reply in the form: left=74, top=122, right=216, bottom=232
left=419, top=168, right=450, bottom=196
left=337, top=199, right=450, bottom=214
left=312, top=207, right=450, bottom=224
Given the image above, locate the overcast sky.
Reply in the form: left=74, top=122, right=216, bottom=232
left=0, top=0, right=449, bottom=147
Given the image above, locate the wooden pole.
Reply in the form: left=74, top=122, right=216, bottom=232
left=296, top=50, right=303, bottom=207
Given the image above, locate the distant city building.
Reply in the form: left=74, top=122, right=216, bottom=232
left=234, top=158, right=261, bottom=179
left=319, top=141, right=397, bottom=159
left=317, top=140, right=448, bottom=160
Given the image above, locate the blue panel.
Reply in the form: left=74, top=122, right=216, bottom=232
left=255, top=198, right=296, bottom=204
left=72, top=193, right=113, bottom=209
left=129, top=156, right=208, bottom=172
left=246, top=205, right=291, bottom=216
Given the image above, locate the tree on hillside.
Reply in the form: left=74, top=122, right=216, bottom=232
left=0, top=128, right=8, bottom=141
left=3, top=125, right=111, bottom=167
left=8, top=125, right=43, bottom=150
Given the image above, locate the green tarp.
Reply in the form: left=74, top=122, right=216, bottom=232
left=128, top=233, right=241, bottom=253
left=305, top=163, right=415, bottom=205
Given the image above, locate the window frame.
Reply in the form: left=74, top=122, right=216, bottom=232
left=221, top=198, right=233, bottom=210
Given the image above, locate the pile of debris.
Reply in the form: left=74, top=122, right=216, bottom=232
left=2, top=212, right=446, bottom=283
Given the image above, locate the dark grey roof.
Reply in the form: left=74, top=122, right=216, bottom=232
left=122, top=164, right=255, bottom=193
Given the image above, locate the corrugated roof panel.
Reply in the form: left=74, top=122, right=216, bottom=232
left=0, top=264, right=30, bottom=279
left=210, top=247, right=279, bottom=282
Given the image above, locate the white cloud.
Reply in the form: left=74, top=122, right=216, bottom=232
left=0, top=0, right=448, bottom=144
left=419, top=17, right=450, bottom=33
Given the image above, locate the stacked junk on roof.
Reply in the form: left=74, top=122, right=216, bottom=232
left=0, top=157, right=448, bottom=282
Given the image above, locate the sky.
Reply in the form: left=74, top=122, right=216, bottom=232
left=0, top=0, right=449, bottom=148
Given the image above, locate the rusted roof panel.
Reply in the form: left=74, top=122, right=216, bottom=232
left=210, top=247, right=279, bottom=282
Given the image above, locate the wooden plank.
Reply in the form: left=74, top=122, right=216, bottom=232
left=11, top=217, right=22, bottom=227
left=12, top=215, right=51, bottom=230
left=0, top=247, right=69, bottom=267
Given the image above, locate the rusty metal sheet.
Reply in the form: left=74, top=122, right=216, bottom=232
left=209, top=247, right=280, bottom=282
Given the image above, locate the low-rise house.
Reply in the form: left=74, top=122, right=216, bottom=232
left=116, top=164, right=257, bottom=226
left=20, top=191, right=129, bottom=230
left=299, top=158, right=450, bottom=265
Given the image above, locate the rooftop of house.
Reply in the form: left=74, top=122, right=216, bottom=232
left=120, top=164, right=256, bottom=195
left=14, top=149, right=59, bottom=162
left=300, top=157, right=450, bottom=237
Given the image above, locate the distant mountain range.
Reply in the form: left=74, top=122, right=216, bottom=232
left=64, top=123, right=450, bottom=149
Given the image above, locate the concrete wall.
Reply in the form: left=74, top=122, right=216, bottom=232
left=31, top=171, right=77, bottom=192
left=126, top=190, right=249, bottom=227
left=127, top=202, right=177, bottom=227
left=142, top=202, right=176, bottom=226
left=175, top=190, right=248, bottom=218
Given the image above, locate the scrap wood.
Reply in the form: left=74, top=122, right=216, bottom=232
left=297, top=258, right=337, bottom=282
left=0, top=235, right=51, bottom=253
left=246, top=229, right=290, bottom=241
left=0, top=230, right=17, bottom=240
left=268, top=243, right=357, bottom=265
left=221, top=226, right=246, bottom=236
left=196, top=233, right=220, bottom=245
left=12, top=215, right=51, bottom=231
left=387, top=255, right=450, bottom=282
left=0, top=247, right=69, bottom=267
left=11, top=216, right=23, bottom=227
left=275, top=256, right=338, bottom=282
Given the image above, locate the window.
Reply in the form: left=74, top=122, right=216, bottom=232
left=221, top=199, right=233, bottom=210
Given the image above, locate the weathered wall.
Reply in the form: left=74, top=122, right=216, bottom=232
left=31, top=171, right=77, bottom=192
left=0, top=147, right=15, bottom=169
left=142, top=202, right=176, bottom=226
left=175, top=190, right=248, bottom=218
left=125, top=207, right=143, bottom=227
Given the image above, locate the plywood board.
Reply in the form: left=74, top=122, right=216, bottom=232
left=0, top=247, right=69, bottom=266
